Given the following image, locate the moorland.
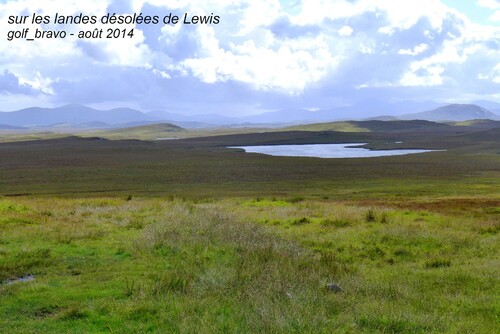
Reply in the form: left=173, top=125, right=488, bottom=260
left=0, top=119, right=498, bottom=333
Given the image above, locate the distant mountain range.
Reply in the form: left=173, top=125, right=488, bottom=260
left=236, top=99, right=448, bottom=124
left=0, top=124, right=25, bottom=130
left=0, top=104, right=151, bottom=127
left=0, top=101, right=499, bottom=130
left=400, top=104, right=498, bottom=121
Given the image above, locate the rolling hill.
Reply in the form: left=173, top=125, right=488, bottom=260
left=85, top=123, right=185, bottom=140
left=401, top=104, right=498, bottom=121
left=0, top=124, right=26, bottom=130
left=1, top=102, right=499, bottom=130
left=284, top=120, right=451, bottom=132
left=0, top=104, right=153, bottom=127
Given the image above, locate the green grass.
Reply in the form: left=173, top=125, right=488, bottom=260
left=85, top=123, right=184, bottom=140
left=286, top=121, right=370, bottom=132
left=0, top=197, right=498, bottom=333
left=0, top=200, right=30, bottom=213
left=0, top=122, right=499, bottom=332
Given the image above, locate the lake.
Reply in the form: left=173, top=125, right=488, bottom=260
left=228, top=143, right=443, bottom=158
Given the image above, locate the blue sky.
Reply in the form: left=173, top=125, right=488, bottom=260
left=442, top=0, right=499, bottom=26
left=0, top=0, right=499, bottom=115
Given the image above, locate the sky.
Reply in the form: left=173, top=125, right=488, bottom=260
left=0, top=0, right=499, bottom=115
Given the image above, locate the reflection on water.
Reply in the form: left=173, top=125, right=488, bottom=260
left=228, top=143, right=443, bottom=158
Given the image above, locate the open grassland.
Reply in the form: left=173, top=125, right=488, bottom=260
left=0, top=127, right=499, bottom=198
left=0, top=196, right=498, bottom=333
left=0, top=125, right=272, bottom=143
left=0, top=123, right=499, bottom=332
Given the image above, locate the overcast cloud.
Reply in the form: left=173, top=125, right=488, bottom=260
left=1, top=0, right=499, bottom=115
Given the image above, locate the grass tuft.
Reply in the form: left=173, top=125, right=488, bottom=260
left=321, top=218, right=351, bottom=228
left=290, top=217, right=311, bottom=226
left=425, top=259, right=452, bottom=269
left=365, top=209, right=376, bottom=222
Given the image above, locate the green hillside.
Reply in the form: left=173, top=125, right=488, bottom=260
left=87, top=123, right=184, bottom=140
left=285, top=120, right=450, bottom=132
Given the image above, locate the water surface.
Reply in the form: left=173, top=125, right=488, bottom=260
left=229, top=143, right=442, bottom=158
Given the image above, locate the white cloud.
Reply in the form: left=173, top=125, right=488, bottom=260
left=477, top=0, right=500, bottom=9
left=0, top=0, right=500, bottom=112
left=180, top=28, right=338, bottom=93
left=400, top=65, right=444, bottom=86
left=18, top=71, right=55, bottom=94
left=490, top=10, right=500, bottom=21
left=476, top=0, right=500, bottom=22
left=338, top=25, right=353, bottom=36
left=398, top=43, right=429, bottom=56
left=492, top=63, right=500, bottom=83
left=377, top=0, right=449, bottom=32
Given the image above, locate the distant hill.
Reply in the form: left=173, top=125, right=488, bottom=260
left=285, top=120, right=450, bottom=132
left=452, top=119, right=500, bottom=129
left=401, top=104, right=498, bottom=121
left=284, top=121, right=370, bottom=132
left=1, top=101, right=499, bottom=129
left=363, top=116, right=399, bottom=121
left=148, top=109, right=237, bottom=126
left=472, top=100, right=500, bottom=111
left=0, top=105, right=233, bottom=129
left=85, top=123, right=185, bottom=140
left=238, top=100, right=445, bottom=124
left=0, top=124, right=26, bottom=130
left=0, top=104, right=153, bottom=127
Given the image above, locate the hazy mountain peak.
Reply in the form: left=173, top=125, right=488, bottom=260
left=0, top=105, right=151, bottom=127
left=401, top=104, right=498, bottom=122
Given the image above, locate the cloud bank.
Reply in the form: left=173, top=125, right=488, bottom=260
left=1, top=0, right=499, bottom=115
